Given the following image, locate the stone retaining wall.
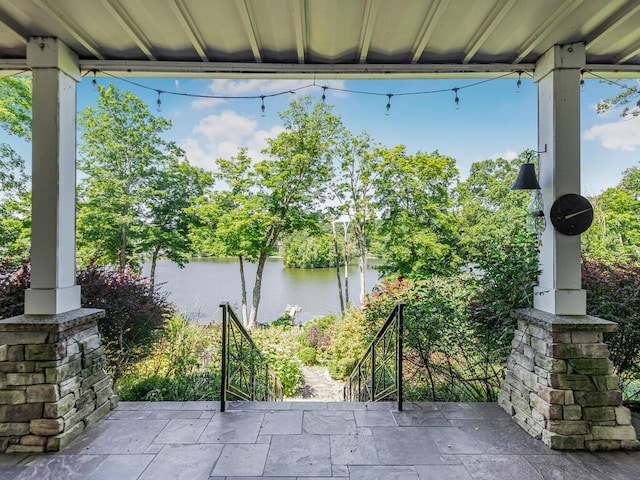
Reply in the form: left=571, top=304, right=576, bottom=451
left=499, top=308, right=639, bottom=451
left=0, top=309, right=117, bottom=452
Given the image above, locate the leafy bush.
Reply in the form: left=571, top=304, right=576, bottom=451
left=118, top=314, right=221, bottom=401
left=298, top=346, right=317, bottom=366
left=78, top=266, right=173, bottom=384
left=252, top=324, right=303, bottom=396
left=0, top=262, right=173, bottom=386
left=283, top=230, right=337, bottom=268
left=583, top=258, right=640, bottom=399
left=327, top=307, right=369, bottom=379
left=301, top=314, right=336, bottom=361
left=0, top=259, right=29, bottom=319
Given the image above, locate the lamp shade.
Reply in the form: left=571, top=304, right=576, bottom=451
left=511, top=163, right=541, bottom=190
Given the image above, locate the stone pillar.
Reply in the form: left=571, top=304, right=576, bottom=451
left=499, top=309, right=639, bottom=451
left=533, top=42, right=586, bottom=315
left=24, top=37, right=81, bottom=315
left=0, top=309, right=117, bottom=453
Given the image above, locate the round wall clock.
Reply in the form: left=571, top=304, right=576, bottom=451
left=549, top=193, right=594, bottom=236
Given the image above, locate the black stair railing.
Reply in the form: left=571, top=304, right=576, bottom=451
left=344, top=302, right=405, bottom=411
left=220, top=302, right=283, bottom=412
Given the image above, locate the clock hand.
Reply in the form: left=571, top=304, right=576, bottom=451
left=563, top=208, right=592, bottom=220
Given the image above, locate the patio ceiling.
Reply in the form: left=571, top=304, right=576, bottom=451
left=1, top=0, right=640, bottom=78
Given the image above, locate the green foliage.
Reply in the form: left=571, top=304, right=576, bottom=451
left=271, top=314, right=294, bottom=328
left=374, top=146, right=460, bottom=278
left=0, top=78, right=31, bottom=265
left=78, top=84, right=210, bottom=275
left=597, top=83, right=639, bottom=118
left=582, top=258, right=640, bottom=399
left=118, top=315, right=221, bottom=401
left=283, top=229, right=336, bottom=268
left=252, top=325, right=304, bottom=396
left=298, top=346, right=318, bottom=366
left=327, top=308, right=369, bottom=379
left=582, top=169, right=640, bottom=263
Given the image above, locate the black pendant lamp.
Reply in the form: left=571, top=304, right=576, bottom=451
left=511, top=163, right=541, bottom=190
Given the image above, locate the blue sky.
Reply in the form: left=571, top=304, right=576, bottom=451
left=42, top=75, right=640, bottom=195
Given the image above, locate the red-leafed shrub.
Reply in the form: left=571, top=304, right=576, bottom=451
left=583, top=258, right=640, bottom=399
left=0, top=262, right=172, bottom=385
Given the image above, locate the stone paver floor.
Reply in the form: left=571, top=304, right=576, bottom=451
left=1, top=401, right=639, bottom=479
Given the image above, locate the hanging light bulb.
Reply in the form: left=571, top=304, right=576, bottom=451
left=453, top=88, right=460, bottom=109
left=386, top=94, right=392, bottom=115
left=92, top=70, right=97, bottom=88
left=321, top=86, right=327, bottom=103
left=516, top=71, right=522, bottom=92
left=156, top=91, right=162, bottom=112
left=580, top=71, right=585, bottom=88
left=260, top=96, right=265, bottom=116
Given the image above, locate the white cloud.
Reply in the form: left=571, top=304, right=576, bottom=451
left=190, top=97, right=226, bottom=110
left=193, top=110, right=258, bottom=142
left=583, top=114, right=640, bottom=151
left=489, top=149, right=518, bottom=160
left=181, top=112, right=285, bottom=171
left=204, top=78, right=347, bottom=97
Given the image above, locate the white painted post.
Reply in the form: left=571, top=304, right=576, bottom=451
left=24, top=38, right=81, bottom=315
left=533, top=43, right=586, bottom=315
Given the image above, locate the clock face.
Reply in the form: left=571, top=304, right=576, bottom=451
left=549, top=194, right=594, bottom=236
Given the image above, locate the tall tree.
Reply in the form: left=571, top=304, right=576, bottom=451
left=143, top=155, right=213, bottom=290
left=78, top=84, right=181, bottom=270
left=0, top=77, right=31, bottom=264
left=332, top=131, right=380, bottom=306
left=374, top=146, right=460, bottom=278
left=245, top=96, right=341, bottom=327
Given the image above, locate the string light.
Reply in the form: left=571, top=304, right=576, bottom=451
left=156, top=90, right=162, bottom=112
left=516, top=70, right=522, bottom=92
left=580, top=71, right=584, bottom=88
left=80, top=69, right=523, bottom=115
left=92, top=69, right=97, bottom=88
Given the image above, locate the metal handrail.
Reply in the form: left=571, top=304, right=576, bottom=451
left=220, top=302, right=284, bottom=412
left=344, top=302, right=404, bottom=411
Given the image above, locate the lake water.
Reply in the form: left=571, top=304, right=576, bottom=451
left=142, top=258, right=382, bottom=324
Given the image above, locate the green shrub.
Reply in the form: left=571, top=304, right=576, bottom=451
left=298, top=346, right=317, bottom=366
left=252, top=325, right=303, bottom=396
left=327, top=308, right=368, bottom=379
left=118, top=314, right=222, bottom=401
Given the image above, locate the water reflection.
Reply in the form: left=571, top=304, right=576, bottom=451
left=143, top=258, right=382, bottom=324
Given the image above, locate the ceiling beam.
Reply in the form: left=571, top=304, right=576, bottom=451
left=100, top=0, right=157, bottom=61
left=513, top=0, right=584, bottom=64
left=79, top=59, right=538, bottom=78
left=411, top=0, right=448, bottom=64
left=290, top=0, right=306, bottom=64
left=168, top=0, right=208, bottom=62
left=586, top=0, right=640, bottom=51
left=463, top=0, right=517, bottom=64
left=616, top=41, right=640, bottom=64
left=357, top=0, right=379, bottom=64
left=33, top=0, right=105, bottom=60
left=234, top=0, right=261, bottom=63
left=0, top=4, right=28, bottom=43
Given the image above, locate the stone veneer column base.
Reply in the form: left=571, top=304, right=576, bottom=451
left=0, top=309, right=118, bottom=452
left=499, top=308, right=639, bottom=451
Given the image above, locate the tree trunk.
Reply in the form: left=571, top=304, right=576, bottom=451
left=358, top=241, right=367, bottom=307
left=332, top=222, right=344, bottom=313
left=119, top=224, right=127, bottom=270
left=248, top=251, right=269, bottom=329
left=149, top=245, right=160, bottom=292
left=239, top=255, right=249, bottom=326
left=343, top=222, right=349, bottom=305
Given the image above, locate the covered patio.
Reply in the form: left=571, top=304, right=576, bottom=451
left=2, top=0, right=640, bottom=472
left=1, top=401, right=639, bottom=479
